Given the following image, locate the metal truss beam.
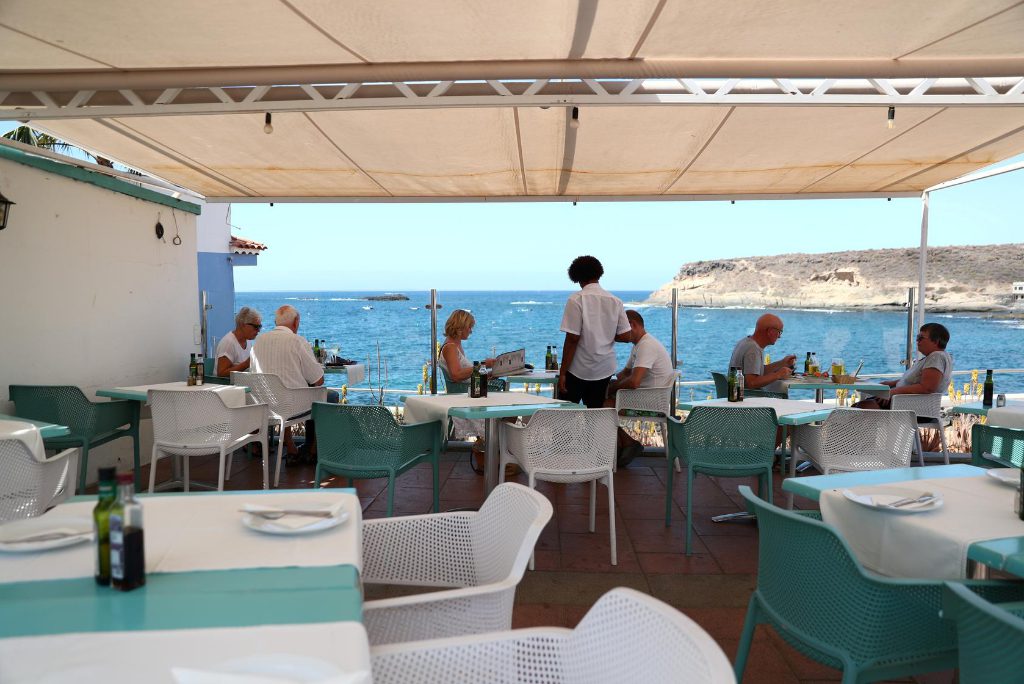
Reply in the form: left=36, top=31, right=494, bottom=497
left=1, top=76, right=1022, bottom=120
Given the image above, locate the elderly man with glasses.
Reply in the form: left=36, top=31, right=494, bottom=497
left=855, top=322, right=953, bottom=410
left=728, top=313, right=796, bottom=392
left=215, top=306, right=262, bottom=377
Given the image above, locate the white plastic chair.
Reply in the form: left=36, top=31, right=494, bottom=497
left=231, top=372, right=326, bottom=487
left=890, top=393, right=949, bottom=465
left=792, top=408, right=917, bottom=474
left=148, top=389, right=269, bottom=492
left=615, top=383, right=680, bottom=472
left=370, top=587, right=736, bottom=684
left=361, top=482, right=553, bottom=646
left=0, top=421, right=78, bottom=521
left=499, top=408, right=618, bottom=566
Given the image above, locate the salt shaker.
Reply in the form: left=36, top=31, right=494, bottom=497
left=996, top=394, right=1006, bottom=408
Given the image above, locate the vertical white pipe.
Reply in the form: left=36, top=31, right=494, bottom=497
left=670, top=288, right=679, bottom=411
left=429, top=289, right=438, bottom=394
left=917, top=192, right=929, bottom=335
left=905, top=287, right=916, bottom=369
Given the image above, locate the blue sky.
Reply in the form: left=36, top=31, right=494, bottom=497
left=4, top=121, right=1021, bottom=292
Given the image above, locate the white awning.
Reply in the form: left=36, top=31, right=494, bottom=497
left=2, top=0, right=1023, bottom=201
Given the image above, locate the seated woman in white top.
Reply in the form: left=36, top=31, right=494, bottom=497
left=438, top=309, right=497, bottom=474
left=855, top=322, right=953, bottom=409
left=215, top=307, right=262, bottom=377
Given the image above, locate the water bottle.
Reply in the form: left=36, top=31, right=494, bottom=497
left=727, top=367, right=739, bottom=402
left=736, top=368, right=745, bottom=401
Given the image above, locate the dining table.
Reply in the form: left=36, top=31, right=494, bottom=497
left=0, top=488, right=367, bottom=683
left=96, top=382, right=250, bottom=491
left=952, top=399, right=1024, bottom=427
left=782, top=465, right=1024, bottom=580
left=783, top=376, right=890, bottom=404
left=677, top=396, right=835, bottom=511
left=402, top=393, right=575, bottom=493
left=0, top=413, right=70, bottom=438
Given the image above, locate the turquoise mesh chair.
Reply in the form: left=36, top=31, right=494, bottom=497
left=9, top=385, right=139, bottom=492
left=942, top=582, right=1024, bottom=684
left=440, top=365, right=507, bottom=395
left=202, top=356, right=231, bottom=385
left=710, top=371, right=786, bottom=399
left=665, top=405, right=778, bottom=552
left=735, top=486, right=1024, bottom=684
left=971, top=422, right=1024, bottom=469
left=312, top=403, right=440, bottom=516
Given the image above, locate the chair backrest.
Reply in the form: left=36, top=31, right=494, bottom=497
left=230, top=372, right=294, bottom=416
left=0, top=421, right=62, bottom=520
left=562, top=588, right=735, bottom=684
left=738, top=486, right=953, bottom=668
left=889, top=393, right=942, bottom=420
left=670, top=405, right=778, bottom=470
left=148, top=390, right=232, bottom=441
left=313, top=403, right=401, bottom=460
left=818, top=408, right=917, bottom=472
left=470, top=483, right=554, bottom=585
left=942, top=582, right=1024, bottom=684
left=518, top=408, right=617, bottom=472
left=615, top=384, right=674, bottom=419
left=710, top=372, right=728, bottom=399
left=971, top=423, right=1024, bottom=469
left=8, top=385, right=91, bottom=431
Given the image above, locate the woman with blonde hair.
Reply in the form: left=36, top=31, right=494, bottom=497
left=438, top=309, right=499, bottom=474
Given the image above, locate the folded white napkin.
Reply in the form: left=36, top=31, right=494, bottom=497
left=841, top=489, right=940, bottom=510
left=344, top=364, right=365, bottom=386
left=172, top=667, right=370, bottom=684
left=240, top=501, right=346, bottom=531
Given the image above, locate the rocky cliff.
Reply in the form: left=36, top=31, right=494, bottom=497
left=647, top=244, right=1024, bottom=312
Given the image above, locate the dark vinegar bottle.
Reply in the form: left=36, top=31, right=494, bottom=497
left=110, top=472, right=146, bottom=592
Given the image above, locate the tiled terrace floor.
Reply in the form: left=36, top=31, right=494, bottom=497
left=140, top=448, right=956, bottom=684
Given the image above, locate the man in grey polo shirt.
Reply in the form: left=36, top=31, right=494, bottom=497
left=558, top=255, right=632, bottom=409
left=728, top=313, right=796, bottom=393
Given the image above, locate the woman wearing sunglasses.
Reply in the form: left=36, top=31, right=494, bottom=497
left=855, top=322, right=952, bottom=409
left=215, top=306, right=262, bottom=377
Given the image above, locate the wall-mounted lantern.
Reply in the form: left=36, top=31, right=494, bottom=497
left=0, top=189, right=14, bottom=231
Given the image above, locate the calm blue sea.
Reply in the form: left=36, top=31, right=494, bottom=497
left=234, top=290, right=1024, bottom=401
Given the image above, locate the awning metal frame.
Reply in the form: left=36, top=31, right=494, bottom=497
left=2, top=76, right=1023, bottom=120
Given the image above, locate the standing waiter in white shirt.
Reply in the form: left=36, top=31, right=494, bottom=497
left=558, top=256, right=632, bottom=408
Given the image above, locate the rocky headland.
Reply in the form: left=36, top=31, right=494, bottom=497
left=365, top=294, right=409, bottom=301
left=647, top=244, right=1024, bottom=313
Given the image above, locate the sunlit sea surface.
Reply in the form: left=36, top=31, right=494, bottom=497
left=234, top=290, right=1024, bottom=403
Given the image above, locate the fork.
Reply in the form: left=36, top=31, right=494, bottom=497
left=240, top=509, right=335, bottom=519
left=887, top=492, right=936, bottom=508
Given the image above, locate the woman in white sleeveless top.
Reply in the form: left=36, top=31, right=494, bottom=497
left=439, top=310, right=495, bottom=473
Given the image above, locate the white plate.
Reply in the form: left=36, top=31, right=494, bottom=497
left=0, top=516, right=93, bottom=552
left=841, top=488, right=944, bottom=514
left=986, top=468, right=1020, bottom=487
left=241, top=502, right=349, bottom=536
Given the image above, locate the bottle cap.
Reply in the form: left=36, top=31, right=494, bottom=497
left=116, top=472, right=134, bottom=484
left=98, top=466, right=117, bottom=482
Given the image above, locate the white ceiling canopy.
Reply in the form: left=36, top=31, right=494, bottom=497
left=2, top=0, right=1023, bottom=202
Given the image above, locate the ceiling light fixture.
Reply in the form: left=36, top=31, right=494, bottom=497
left=887, top=106, right=895, bottom=130
left=264, top=112, right=274, bottom=134
left=569, top=106, right=580, bottom=129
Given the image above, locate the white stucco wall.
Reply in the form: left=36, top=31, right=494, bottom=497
left=0, top=155, right=201, bottom=483
left=197, top=202, right=231, bottom=253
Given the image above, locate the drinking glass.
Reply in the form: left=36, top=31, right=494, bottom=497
left=831, top=357, right=845, bottom=377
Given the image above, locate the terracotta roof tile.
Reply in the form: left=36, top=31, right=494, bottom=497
left=229, top=235, right=268, bottom=254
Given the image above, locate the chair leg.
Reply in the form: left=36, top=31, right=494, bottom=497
left=225, top=452, right=234, bottom=481
left=315, top=463, right=323, bottom=487
left=261, top=436, right=270, bottom=490
left=184, top=456, right=190, bottom=493
left=273, top=422, right=285, bottom=488
left=431, top=444, right=440, bottom=513
left=914, top=430, right=924, bottom=467
left=763, top=468, right=774, bottom=506
left=606, top=473, right=617, bottom=566
left=686, top=467, right=695, bottom=556
left=939, top=423, right=949, bottom=465
left=734, top=597, right=760, bottom=682
left=130, top=428, right=141, bottom=489
left=386, top=476, right=396, bottom=517
left=77, top=444, right=91, bottom=494
left=665, top=447, right=675, bottom=527
left=589, top=480, right=597, bottom=533
left=528, top=474, right=538, bottom=571
left=217, top=448, right=227, bottom=491
left=148, top=446, right=160, bottom=493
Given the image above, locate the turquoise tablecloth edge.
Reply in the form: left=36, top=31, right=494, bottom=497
left=68, top=487, right=358, bottom=503
left=0, top=565, right=362, bottom=638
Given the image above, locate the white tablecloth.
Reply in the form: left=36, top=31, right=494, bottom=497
left=129, top=382, right=247, bottom=408
left=403, top=393, right=567, bottom=425
left=0, top=621, right=370, bottom=684
left=687, top=397, right=830, bottom=421
left=820, top=476, right=1024, bottom=579
left=987, top=402, right=1024, bottom=429
left=0, top=492, right=361, bottom=583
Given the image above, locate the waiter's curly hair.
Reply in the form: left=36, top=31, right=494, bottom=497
left=567, top=255, right=604, bottom=284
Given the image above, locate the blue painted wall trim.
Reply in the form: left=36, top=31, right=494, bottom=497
left=198, top=251, right=236, bottom=352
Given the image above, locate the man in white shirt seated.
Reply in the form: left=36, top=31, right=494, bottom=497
left=251, top=305, right=335, bottom=464
left=558, top=255, right=632, bottom=408
left=605, top=310, right=674, bottom=467
left=215, top=307, right=261, bottom=377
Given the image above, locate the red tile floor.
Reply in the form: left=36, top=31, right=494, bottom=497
left=141, top=448, right=955, bottom=684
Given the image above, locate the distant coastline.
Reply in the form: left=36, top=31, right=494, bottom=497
left=646, top=243, right=1024, bottom=314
